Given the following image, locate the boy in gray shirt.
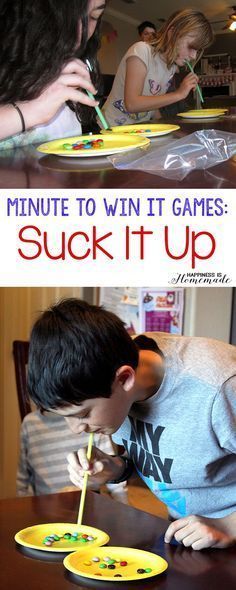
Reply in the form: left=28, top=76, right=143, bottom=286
left=27, top=298, right=236, bottom=550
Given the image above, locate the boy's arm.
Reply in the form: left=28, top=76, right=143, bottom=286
left=221, top=512, right=236, bottom=536
left=67, top=446, right=130, bottom=489
left=164, top=513, right=236, bottom=550
left=165, top=376, right=236, bottom=550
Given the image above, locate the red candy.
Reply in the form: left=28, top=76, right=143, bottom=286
left=120, top=561, right=128, bottom=566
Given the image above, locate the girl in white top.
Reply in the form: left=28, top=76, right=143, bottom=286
left=102, top=9, right=213, bottom=127
left=0, top=0, right=106, bottom=149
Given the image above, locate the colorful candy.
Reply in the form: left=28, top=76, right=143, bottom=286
left=63, top=138, right=104, bottom=151
left=127, top=129, right=151, bottom=134
left=81, top=555, right=153, bottom=577
left=42, top=531, right=96, bottom=547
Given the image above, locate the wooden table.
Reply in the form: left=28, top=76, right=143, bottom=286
left=1, top=491, right=236, bottom=589
left=0, top=116, right=235, bottom=189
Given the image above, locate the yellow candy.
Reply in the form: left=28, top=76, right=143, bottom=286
left=83, top=561, right=92, bottom=566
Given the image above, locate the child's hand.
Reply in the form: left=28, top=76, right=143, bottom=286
left=164, top=515, right=235, bottom=550
left=19, top=59, right=98, bottom=128
left=67, top=447, right=125, bottom=489
left=177, top=72, right=199, bottom=99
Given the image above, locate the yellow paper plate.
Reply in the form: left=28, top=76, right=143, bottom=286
left=101, top=124, right=180, bottom=137
left=37, top=134, right=150, bottom=157
left=177, top=109, right=227, bottom=119
left=14, top=523, right=109, bottom=552
left=63, top=546, right=168, bottom=581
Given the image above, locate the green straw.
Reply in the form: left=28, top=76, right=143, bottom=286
left=85, top=89, right=109, bottom=129
left=85, top=59, right=109, bottom=130
left=185, top=60, right=204, bottom=104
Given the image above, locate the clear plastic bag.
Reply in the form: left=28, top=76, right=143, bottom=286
left=108, top=129, right=236, bottom=180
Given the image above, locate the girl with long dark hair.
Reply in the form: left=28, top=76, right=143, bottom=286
left=0, top=0, right=106, bottom=147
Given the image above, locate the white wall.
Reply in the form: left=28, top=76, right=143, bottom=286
left=184, top=288, right=233, bottom=341
left=98, top=15, right=138, bottom=74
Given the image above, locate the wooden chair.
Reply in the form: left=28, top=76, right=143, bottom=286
left=12, top=340, right=31, bottom=421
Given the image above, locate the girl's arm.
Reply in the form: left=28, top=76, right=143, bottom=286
left=0, top=104, right=26, bottom=141
left=124, top=56, right=198, bottom=113
left=0, top=59, right=98, bottom=141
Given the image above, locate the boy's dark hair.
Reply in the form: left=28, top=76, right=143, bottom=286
left=134, top=334, right=164, bottom=358
left=138, top=21, right=156, bottom=36
left=28, top=298, right=139, bottom=409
